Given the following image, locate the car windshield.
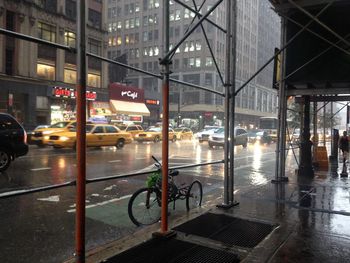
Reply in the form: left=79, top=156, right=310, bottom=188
left=256, top=132, right=264, bottom=136
left=146, top=127, right=161, bottom=132
left=49, top=121, right=71, bottom=128
left=214, top=128, right=224, bottom=133
left=248, top=131, right=258, bottom=136
left=66, top=124, right=95, bottom=133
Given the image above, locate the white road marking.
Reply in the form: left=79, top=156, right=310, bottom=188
left=30, top=167, right=51, bottom=171
left=103, top=185, right=117, bottom=191
left=67, top=194, right=132, bottom=213
left=135, top=157, right=147, bottom=160
left=108, top=160, right=122, bottom=163
left=37, top=195, right=60, bottom=202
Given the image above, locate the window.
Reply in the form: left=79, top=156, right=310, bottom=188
left=88, top=39, right=101, bottom=55
left=195, top=40, right=201, bottom=51
left=37, top=63, right=55, bottom=80
left=88, top=9, right=101, bottom=28
left=106, top=126, right=118, bottom=133
left=93, top=126, right=104, bottom=134
left=36, top=0, right=57, bottom=13
left=66, top=0, right=77, bottom=20
left=36, top=96, right=49, bottom=109
left=195, top=58, right=201, bottom=67
left=38, top=22, right=56, bottom=42
left=205, top=57, right=213, bottom=67
left=175, top=10, right=181, bottom=20
left=88, top=73, right=101, bottom=88
left=64, top=68, right=77, bottom=84
left=64, top=31, right=76, bottom=47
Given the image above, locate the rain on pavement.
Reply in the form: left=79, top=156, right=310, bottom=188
left=0, top=140, right=284, bottom=263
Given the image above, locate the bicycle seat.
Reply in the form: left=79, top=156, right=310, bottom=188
left=169, top=170, right=179, bottom=176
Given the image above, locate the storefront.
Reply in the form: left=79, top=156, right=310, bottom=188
left=51, top=86, right=98, bottom=123
left=109, top=83, right=151, bottom=125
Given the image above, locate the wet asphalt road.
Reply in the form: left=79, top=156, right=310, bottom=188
left=0, top=140, right=293, bottom=263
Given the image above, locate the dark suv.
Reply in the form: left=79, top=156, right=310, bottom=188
left=0, top=113, right=29, bottom=172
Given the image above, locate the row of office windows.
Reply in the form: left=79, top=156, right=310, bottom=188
left=38, top=22, right=102, bottom=55
left=36, top=62, right=101, bottom=88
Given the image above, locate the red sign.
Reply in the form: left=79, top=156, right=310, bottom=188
left=109, top=83, right=144, bottom=103
left=204, top=112, right=213, bottom=117
left=129, top=115, right=143, bottom=122
left=145, top=99, right=160, bottom=105
left=53, top=87, right=96, bottom=101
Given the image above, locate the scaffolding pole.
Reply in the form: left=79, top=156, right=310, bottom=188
left=75, top=0, right=87, bottom=262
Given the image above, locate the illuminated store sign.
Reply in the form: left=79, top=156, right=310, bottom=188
left=53, top=87, right=96, bottom=101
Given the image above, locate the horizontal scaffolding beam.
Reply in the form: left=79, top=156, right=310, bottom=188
left=287, top=87, right=350, bottom=96
left=295, top=95, right=350, bottom=102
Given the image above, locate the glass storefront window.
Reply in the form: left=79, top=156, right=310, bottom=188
left=37, top=63, right=55, bottom=80
left=88, top=73, right=101, bottom=88
left=64, top=68, right=77, bottom=84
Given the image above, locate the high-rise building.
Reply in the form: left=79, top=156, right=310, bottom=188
left=0, top=0, right=108, bottom=128
left=106, top=0, right=280, bottom=128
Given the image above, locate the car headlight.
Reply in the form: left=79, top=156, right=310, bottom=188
left=59, top=136, right=70, bottom=141
left=256, top=136, right=261, bottom=140
left=208, top=135, right=213, bottom=140
left=42, top=130, right=54, bottom=135
left=44, top=136, right=50, bottom=140
left=135, top=134, right=139, bottom=138
left=147, top=134, right=152, bottom=137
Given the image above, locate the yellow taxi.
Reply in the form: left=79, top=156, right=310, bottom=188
left=31, top=121, right=79, bottom=147
left=134, top=127, right=176, bottom=143
left=45, top=124, right=132, bottom=149
left=174, top=127, right=194, bottom=140
left=123, top=124, right=144, bottom=138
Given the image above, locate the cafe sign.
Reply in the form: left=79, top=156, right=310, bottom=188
left=109, top=83, right=144, bottom=103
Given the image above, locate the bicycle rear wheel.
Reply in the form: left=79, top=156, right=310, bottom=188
left=128, top=187, right=161, bottom=226
left=186, top=180, right=203, bottom=211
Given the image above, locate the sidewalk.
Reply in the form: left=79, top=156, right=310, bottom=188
left=81, top=161, right=350, bottom=263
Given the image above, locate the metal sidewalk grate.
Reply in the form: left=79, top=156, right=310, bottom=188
left=104, top=238, right=239, bottom=263
left=173, top=213, right=275, bottom=248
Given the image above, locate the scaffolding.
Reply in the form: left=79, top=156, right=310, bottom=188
left=1, top=0, right=350, bottom=262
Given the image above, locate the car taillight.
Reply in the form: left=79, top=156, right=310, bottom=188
left=24, top=130, right=27, bottom=144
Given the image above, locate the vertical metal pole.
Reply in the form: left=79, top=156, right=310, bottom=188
left=313, top=100, right=318, bottom=161
left=229, top=0, right=237, bottom=204
left=274, top=18, right=286, bottom=181
left=323, top=101, right=326, bottom=146
left=160, top=0, right=170, bottom=233
left=177, top=88, right=181, bottom=127
left=223, top=0, right=232, bottom=205
left=75, top=0, right=86, bottom=262
left=330, top=101, right=333, bottom=151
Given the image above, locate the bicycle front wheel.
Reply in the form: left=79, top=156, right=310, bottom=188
left=186, top=180, right=203, bottom=211
left=128, top=187, right=161, bottom=226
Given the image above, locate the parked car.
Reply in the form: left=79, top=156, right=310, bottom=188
left=195, top=126, right=221, bottom=143
left=134, top=127, right=176, bottom=143
left=174, top=127, right=194, bottom=140
left=0, top=113, right=29, bottom=172
left=45, top=124, right=132, bottom=149
left=208, top=127, right=248, bottom=148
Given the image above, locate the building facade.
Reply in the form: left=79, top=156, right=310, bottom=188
left=106, top=0, right=280, bottom=129
left=0, top=0, right=108, bottom=129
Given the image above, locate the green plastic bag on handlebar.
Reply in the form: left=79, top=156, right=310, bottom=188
left=146, top=172, right=161, bottom=188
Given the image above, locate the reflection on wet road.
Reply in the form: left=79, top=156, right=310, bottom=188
left=0, top=141, right=292, bottom=263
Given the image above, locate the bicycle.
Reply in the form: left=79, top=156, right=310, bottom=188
left=128, top=156, right=203, bottom=226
